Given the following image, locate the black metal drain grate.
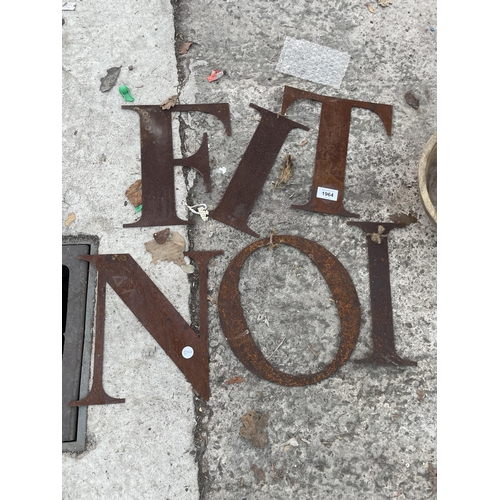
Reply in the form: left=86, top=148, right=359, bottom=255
left=62, top=240, right=97, bottom=452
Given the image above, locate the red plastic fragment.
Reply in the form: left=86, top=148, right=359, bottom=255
left=207, top=69, right=225, bottom=82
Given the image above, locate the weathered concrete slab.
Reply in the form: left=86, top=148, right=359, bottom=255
left=173, top=0, right=437, bottom=498
left=62, top=1, right=199, bottom=498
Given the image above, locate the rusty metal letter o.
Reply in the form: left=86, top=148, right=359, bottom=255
left=218, top=235, right=361, bottom=386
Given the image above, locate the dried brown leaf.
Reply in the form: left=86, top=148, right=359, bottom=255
left=273, top=154, right=293, bottom=189
left=404, top=91, right=420, bottom=109
left=224, top=376, right=245, bottom=385
left=389, top=212, right=418, bottom=226
left=239, top=411, right=269, bottom=449
left=250, top=464, right=266, bottom=483
left=367, top=3, right=375, bottom=13
left=153, top=227, right=170, bottom=244
left=378, top=0, right=392, bottom=6
left=125, top=179, right=142, bottom=207
left=145, top=230, right=186, bottom=266
left=417, top=389, right=426, bottom=402
left=160, top=95, right=178, bottom=110
left=299, top=140, right=308, bottom=147
left=65, top=213, right=76, bottom=226
left=178, top=41, right=193, bottom=55
left=207, top=295, right=217, bottom=305
left=100, top=66, right=121, bottom=92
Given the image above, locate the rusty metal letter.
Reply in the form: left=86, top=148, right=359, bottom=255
left=70, top=251, right=222, bottom=406
left=281, top=86, right=393, bottom=218
left=210, top=104, right=309, bottom=237
left=122, top=104, right=231, bottom=227
left=218, top=235, right=360, bottom=385
left=347, top=222, right=417, bottom=366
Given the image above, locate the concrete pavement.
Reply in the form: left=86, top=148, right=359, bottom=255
left=62, top=1, right=437, bottom=498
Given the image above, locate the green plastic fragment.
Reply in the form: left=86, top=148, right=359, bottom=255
left=135, top=204, right=142, bottom=213
left=119, top=85, right=134, bottom=102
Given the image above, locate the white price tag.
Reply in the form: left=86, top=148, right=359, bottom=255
left=182, top=346, right=194, bottom=359
left=316, top=187, right=338, bottom=201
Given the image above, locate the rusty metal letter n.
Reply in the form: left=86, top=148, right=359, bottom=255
left=280, top=86, right=393, bottom=219
left=69, top=251, right=222, bottom=407
left=347, top=222, right=417, bottom=366
left=210, top=104, right=309, bottom=238
left=122, top=104, right=231, bottom=227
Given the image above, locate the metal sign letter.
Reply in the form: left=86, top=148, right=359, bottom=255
left=280, top=86, right=393, bottom=218
left=347, top=222, right=417, bottom=366
left=210, top=104, right=309, bottom=237
left=218, top=235, right=361, bottom=385
left=70, top=251, right=222, bottom=406
left=122, top=104, right=231, bottom=227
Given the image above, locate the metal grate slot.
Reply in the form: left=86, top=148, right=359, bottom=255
left=62, top=240, right=97, bottom=452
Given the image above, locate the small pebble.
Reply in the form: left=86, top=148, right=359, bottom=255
left=128, top=65, right=134, bottom=70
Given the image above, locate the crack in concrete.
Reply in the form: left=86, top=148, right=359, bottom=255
left=171, top=2, right=213, bottom=499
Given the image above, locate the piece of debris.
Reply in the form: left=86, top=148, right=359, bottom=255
left=377, top=0, right=392, bottom=6
left=250, top=464, right=266, bottom=483
left=100, top=66, right=121, bottom=92
left=257, top=314, right=270, bottom=327
left=276, top=37, right=350, bottom=89
left=416, top=389, right=426, bottom=402
left=367, top=3, right=375, bottom=13
left=307, top=345, right=319, bottom=357
left=145, top=230, right=192, bottom=272
left=65, top=213, right=76, bottom=226
left=299, top=140, right=308, bottom=147
left=389, top=212, right=418, bottom=226
left=184, top=201, right=209, bottom=221
left=273, top=154, right=294, bottom=189
left=160, top=94, right=178, bottom=110
left=300, top=438, right=310, bottom=445
left=207, top=295, right=217, bottom=305
left=271, top=462, right=284, bottom=480
left=153, top=227, right=170, bottom=244
left=62, top=2, right=76, bottom=11
left=268, top=229, right=279, bottom=250
left=179, top=41, right=193, bottom=55
left=224, top=376, right=245, bottom=385
left=181, top=264, right=195, bottom=274
left=125, top=179, right=142, bottom=207
left=404, top=91, right=420, bottom=109
left=284, top=437, right=299, bottom=448
left=428, top=463, right=437, bottom=495
left=239, top=410, right=269, bottom=449
left=268, top=337, right=286, bottom=359
left=135, top=204, right=142, bottom=213
left=119, top=85, right=135, bottom=102
left=368, top=225, right=388, bottom=244
left=207, top=69, right=225, bottom=82
left=128, top=65, right=134, bottom=70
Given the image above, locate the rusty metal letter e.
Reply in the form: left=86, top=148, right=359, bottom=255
left=122, top=104, right=231, bottom=228
left=69, top=251, right=222, bottom=406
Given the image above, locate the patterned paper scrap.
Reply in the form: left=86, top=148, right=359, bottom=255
left=276, top=37, right=350, bottom=89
